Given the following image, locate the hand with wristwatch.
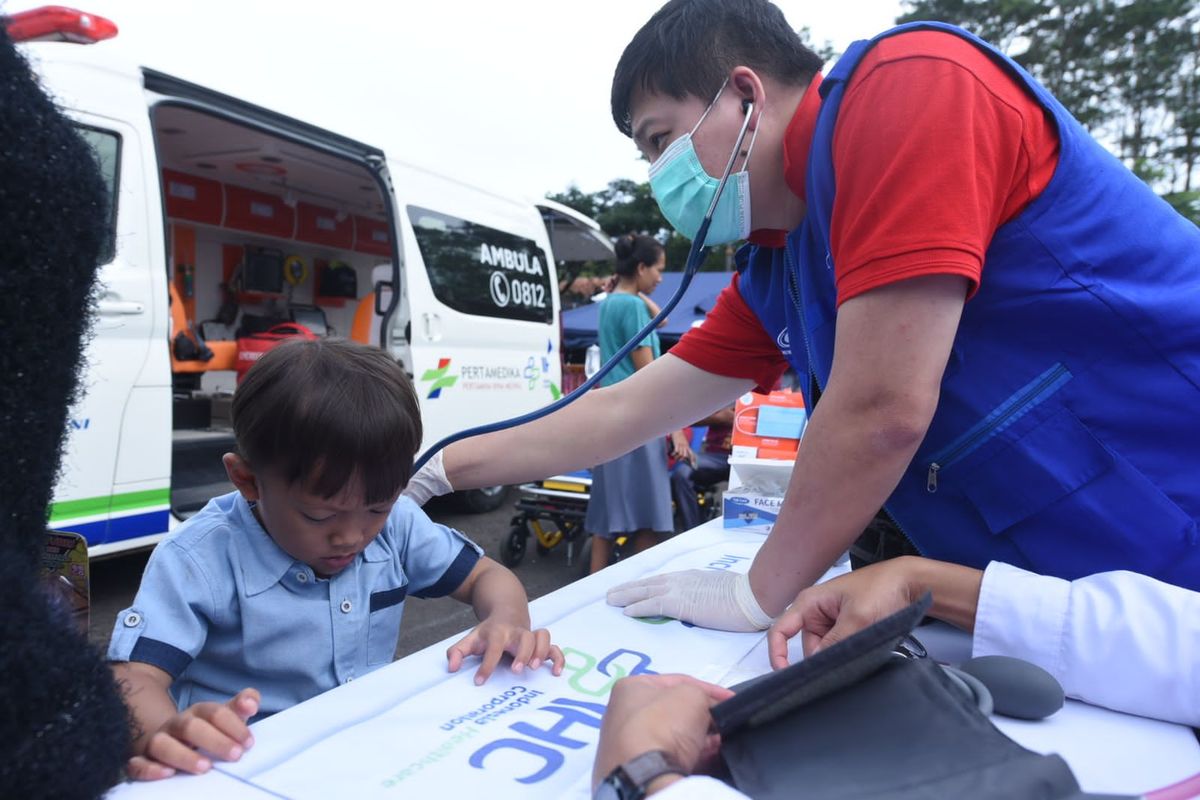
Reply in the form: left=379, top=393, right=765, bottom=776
left=592, top=675, right=734, bottom=799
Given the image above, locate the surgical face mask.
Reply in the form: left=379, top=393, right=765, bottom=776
left=648, top=80, right=759, bottom=244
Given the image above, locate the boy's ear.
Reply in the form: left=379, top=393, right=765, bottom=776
left=223, top=453, right=261, bottom=502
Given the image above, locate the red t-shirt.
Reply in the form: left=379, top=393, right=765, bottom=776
left=671, top=31, right=1060, bottom=391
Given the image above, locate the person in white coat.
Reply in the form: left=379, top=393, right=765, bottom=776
left=766, top=556, right=1200, bottom=728
left=590, top=559, right=1200, bottom=799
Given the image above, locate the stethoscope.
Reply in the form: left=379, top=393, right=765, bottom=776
left=413, top=99, right=757, bottom=472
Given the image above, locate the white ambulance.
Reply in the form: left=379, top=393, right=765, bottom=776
left=11, top=7, right=613, bottom=557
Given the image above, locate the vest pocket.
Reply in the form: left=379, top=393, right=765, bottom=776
left=367, top=585, right=406, bottom=665
left=958, top=407, right=1196, bottom=578
left=960, top=408, right=1112, bottom=533
left=927, top=364, right=1072, bottom=493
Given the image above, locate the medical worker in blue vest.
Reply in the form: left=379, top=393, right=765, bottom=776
left=407, top=0, right=1200, bottom=647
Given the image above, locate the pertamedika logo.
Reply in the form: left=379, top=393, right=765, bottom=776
left=421, top=349, right=561, bottom=398
left=419, top=358, right=458, bottom=399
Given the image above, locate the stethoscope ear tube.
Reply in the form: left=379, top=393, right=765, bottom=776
left=702, top=100, right=755, bottom=221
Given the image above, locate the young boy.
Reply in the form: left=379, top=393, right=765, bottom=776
left=108, top=339, right=563, bottom=781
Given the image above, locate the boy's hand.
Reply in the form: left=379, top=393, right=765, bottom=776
left=447, top=620, right=565, bottom=685
left=126, top=688, right=260, bottom=781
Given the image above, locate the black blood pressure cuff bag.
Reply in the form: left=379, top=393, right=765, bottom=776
left=711, top=595, right=1106, bottom=800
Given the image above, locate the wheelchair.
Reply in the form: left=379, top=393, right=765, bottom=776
left=499, top=430, right=724, bottom=576
left=499, top=470, right=614, bottom=576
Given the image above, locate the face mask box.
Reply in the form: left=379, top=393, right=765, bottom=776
left=723, top=489, right=784, bottom=534
left=731, top=390, right=807, bottom=460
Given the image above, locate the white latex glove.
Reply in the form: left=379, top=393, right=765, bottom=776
left=402, top=450, right=453, bottom=506
left=606, top=570, right=775, bottom=632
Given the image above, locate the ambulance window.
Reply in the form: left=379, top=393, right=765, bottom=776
left=75, top=126, right=121, bottom=264
left=407, top=205, right=553, bottom=324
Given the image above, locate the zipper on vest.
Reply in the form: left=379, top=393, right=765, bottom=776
left=926, top=363, right=1072, bottom=493
left=784, top=247, right=821, bottom=397
left=884, top=505, right=922, bottom=555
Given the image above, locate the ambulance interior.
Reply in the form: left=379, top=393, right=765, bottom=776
left=154, top=105, right=403, bottom=517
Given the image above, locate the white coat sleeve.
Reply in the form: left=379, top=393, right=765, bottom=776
left=653, top=776, right=751, bottom=799
left=972, top=561, right=1200, bottom=727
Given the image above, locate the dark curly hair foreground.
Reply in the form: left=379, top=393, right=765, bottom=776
left=0, top=24, right=131, bottom=799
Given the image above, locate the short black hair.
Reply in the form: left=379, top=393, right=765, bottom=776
left=232, top=339, right=423, bottom=504
left=611, top=0, right=824, bottom=137
left=614, top=233, right=665, bottom=277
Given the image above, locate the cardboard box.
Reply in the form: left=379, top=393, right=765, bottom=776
left=731, top=390, right=807, bottom=460
left=722, top=488, right=784, bottom=534
left=727, top=456, right=794, bottom=493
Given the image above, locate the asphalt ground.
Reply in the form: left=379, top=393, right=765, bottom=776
left=87, top=491, right=587, bottom=660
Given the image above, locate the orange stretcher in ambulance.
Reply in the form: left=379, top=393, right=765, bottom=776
left=9, top=6, right=613, bottom=557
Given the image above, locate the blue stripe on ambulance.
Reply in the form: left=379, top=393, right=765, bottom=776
left=52, top=509, right=170, bottom=547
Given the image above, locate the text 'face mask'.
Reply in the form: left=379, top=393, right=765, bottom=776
left=648, top=80, right=759, bottom=244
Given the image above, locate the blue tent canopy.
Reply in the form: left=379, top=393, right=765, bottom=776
left=561, top=271, right=734, bottom=352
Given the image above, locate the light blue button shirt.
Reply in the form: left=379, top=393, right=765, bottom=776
left=108, top=492, right=481, bottom=718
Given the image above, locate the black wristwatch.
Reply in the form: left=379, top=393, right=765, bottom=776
left=594, top=750, right=685, bottom=800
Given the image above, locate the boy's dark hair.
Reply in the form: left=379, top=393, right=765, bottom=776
left=614, top=233, right=665, bottom=277
left=611, top=0, right=824, bottom=136
left=233, top=339, right=423, bottom=504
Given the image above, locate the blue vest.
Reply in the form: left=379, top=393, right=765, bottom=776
left=738, top=22, right=1200, bottom=589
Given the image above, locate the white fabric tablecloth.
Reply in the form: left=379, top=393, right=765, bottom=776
left=108, top=520, right=1200, bottom=799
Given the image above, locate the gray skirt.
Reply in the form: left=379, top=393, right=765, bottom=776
left=585, top=437, right=674, bottom=537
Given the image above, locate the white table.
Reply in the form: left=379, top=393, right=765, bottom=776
left=108, top=520, right=1200, bottom=799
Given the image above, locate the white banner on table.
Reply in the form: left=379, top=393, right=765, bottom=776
left=246, top=542, right=764, bottom=799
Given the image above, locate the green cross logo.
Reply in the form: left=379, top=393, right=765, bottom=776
left=420, top=358, right=458, bottom=399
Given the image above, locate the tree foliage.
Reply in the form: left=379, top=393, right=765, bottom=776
left=898, top=0, right=1200, bottom=222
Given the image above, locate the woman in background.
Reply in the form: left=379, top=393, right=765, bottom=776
left=585, top=234, right=685, bottom=573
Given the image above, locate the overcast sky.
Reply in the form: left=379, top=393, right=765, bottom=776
left=9, top=0, right=903, bottom=201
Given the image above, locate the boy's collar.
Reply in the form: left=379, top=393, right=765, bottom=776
left=234, top=494, right=391, bottom=595
left=362, top=537, right=391, bottom=563
left=236, top=494, right=306, bottom=595
left=747, top=73, right=824, bottom=249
